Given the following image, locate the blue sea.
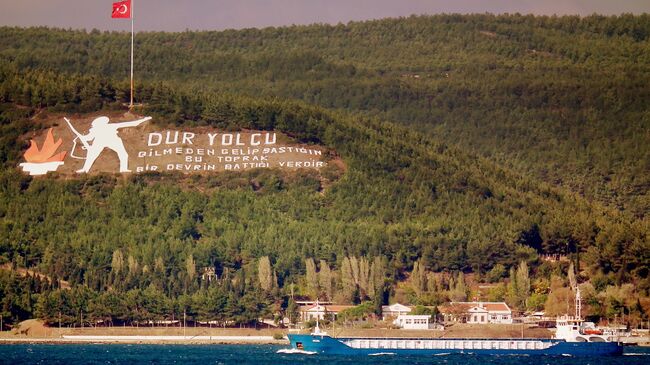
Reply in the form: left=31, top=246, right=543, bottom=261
left=0, top=344, right=648, bottom=365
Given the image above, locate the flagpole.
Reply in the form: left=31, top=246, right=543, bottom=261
left=129, top=0, right=134, bottom=108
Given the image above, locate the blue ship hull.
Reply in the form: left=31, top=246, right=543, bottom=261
left=287, top=334, right=623, bottom=356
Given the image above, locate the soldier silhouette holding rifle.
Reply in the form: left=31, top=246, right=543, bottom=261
left=66, top=116, right=151, bottom=173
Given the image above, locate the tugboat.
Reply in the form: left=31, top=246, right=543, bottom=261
left=286, top=290, right=623, bottom=356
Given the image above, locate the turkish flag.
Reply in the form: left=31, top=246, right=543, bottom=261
left=112, top=0, right=131, bottom=19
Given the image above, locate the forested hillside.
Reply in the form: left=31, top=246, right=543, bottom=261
left=2, top=13, right=648, bottom=216
left=0, top=14, right=648, bottom=329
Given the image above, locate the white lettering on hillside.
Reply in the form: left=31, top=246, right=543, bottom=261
left=135, top=131, right=325, bottom=173
left=147, top=131, right=277, bottom=147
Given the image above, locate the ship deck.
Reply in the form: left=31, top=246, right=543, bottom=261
left=339, top=337, right=556, bottom=351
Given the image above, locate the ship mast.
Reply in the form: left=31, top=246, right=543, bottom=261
left=314, top=298, right=321, bottom=334
left=575, top=286, right=582, bottom=319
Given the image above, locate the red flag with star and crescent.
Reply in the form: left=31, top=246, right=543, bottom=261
left=112, top=0, right=131, bottom=18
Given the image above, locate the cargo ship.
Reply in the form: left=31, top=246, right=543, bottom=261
left=286, top=290, right=623, bottom=356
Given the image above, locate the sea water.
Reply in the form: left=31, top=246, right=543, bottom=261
left=0, top=344, right=648, bottom=364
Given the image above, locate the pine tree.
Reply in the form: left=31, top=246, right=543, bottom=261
left=507, top=267, right=519, bottom=308
left=186, top=255, right=196, bottom=280
left=358, top=257, right=370, bottom=299
left=449, top=272, right=467, bottom=302
left=411, top=260, right=427, bottom=296
left=127, top=255, right=139, bottom=276
left=272, top=270, right=278, bottom=291
left=318, top=260, right=332, bottom=300
left=516, top=261, right=531, bottom=309
left=508, top=261, right=531, bottom=310
left=369, top=256, right=386, bottom=299
left=426, top=272, right=438, bottom=294
left=305, top=258, right=318, bottom=299
left=258, top=256, right=273, bottom=291
left=111, top=249, right=124, bottom=275
left=286, top=297, right=299, bottom=325
left=349, top=256, right=360, bottom=286
left=339, top=257, right=356, bottom=304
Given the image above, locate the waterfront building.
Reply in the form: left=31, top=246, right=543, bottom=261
left=440, top=302, right=513, bottom=324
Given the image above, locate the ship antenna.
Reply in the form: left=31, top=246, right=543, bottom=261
left=575, top=286, right=581, bottom=319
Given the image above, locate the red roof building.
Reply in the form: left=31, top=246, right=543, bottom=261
left=298, top=304, right=355, bottom=322
left=439, top=302, right=513, bottom=324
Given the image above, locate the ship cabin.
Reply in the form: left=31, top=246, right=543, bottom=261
left=554, top=315, right=616, bottom=342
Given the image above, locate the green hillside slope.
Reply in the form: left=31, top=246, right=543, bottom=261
left=0, top=14, right=648, bottom=329
left=0, top=65, right=647, bottom=327
left=1, top=14, right=648, bottom=216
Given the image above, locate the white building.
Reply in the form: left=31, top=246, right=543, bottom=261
left=440, top=302, right=513, bottom=324
left=393, top=314, right=433, bottom=330
left=381, top=303, right=412, bottom=320
left=299, top=304, right=354, bottom=322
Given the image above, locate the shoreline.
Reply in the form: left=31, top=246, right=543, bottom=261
left=3, top=320, right=646, bottom=346
left=0, top=335, right=287, bottom=345
left=1, top=334, right=648, bottom=346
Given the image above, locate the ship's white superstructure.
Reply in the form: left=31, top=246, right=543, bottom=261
left=553, top=287, right=619, bottom=343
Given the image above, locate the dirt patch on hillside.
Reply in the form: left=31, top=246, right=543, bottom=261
left=9, top=319, right=52, bottom=337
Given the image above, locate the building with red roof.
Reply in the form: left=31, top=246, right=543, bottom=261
left=439, top=302, right=513, bottom=324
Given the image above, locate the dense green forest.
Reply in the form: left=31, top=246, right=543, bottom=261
left=0, top=14, right=648, bottom=329
left=2, top=13, right=648, bottom=216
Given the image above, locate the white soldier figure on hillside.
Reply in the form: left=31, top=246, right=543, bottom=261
left=66, top=115, right=151, bottom=173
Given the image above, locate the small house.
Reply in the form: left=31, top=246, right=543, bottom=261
left=299, top=304, right=354, bottom=322
left=440, top=302, right=513, bottom=324
left=381, top=303, right=412, bottom=320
